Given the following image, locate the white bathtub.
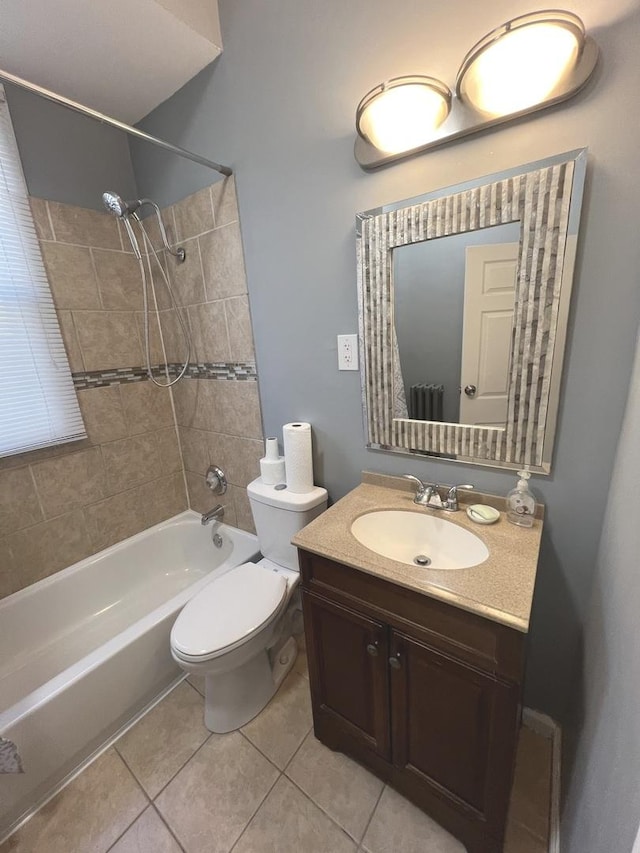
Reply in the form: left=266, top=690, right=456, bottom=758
left=0, top=510, right=260, bottom=841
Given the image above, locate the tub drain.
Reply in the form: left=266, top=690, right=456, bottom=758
left=414, top=554, right=431, bottom=567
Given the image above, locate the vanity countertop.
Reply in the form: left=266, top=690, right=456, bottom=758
left=292, top=474, right=543, bottom=633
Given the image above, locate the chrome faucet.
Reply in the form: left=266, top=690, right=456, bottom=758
left=403, top=475, right=474, bottom=512
left=201, top=504, right=224, bottom=526
left=403, top=475, right=439, bottom=507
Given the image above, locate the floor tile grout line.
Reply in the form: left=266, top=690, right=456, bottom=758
left=151, top=802, right=188, bottom=853
left=101, top=753, right=153, bottom=853
left=358, top=783, right=386, bottom=850
left=283, top=772, right=364, bottom=848
left=280, top=722, right=314, bottom=774
left=227, top=769, right=284, bottom=853
left=149, top=729, right=215, bottom=802
left=238, top=727, right=290, bottom=773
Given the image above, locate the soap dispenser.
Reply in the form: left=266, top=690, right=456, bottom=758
left=506, top=471, right=535, bottom=528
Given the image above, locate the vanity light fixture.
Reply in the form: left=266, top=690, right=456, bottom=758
left=356, top=76, right=451, bottom=154
left=355, top=9, right=598, bottom=170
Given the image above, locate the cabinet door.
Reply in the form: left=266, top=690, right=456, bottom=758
left=302, top=591, right=390, bottom=759
left=390, top=631, right=519, bottom=836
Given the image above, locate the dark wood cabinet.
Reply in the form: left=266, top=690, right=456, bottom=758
left=299, top=548, right=526, bottom=853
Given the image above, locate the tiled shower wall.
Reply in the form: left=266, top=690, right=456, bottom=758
left=161, top=180, right=264, bottom=531
left=0, top=178, right=264, bottom=599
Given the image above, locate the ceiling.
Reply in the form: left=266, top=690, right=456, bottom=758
left=0, top=0, right=222, bottom=123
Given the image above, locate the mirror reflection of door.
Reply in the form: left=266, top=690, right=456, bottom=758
left=460, top=243, right=518, bottom=427
left=393, top=222, right=520, bottom=426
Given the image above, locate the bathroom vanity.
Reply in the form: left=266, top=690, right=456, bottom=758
left=293, top=474, right=543, bottom=853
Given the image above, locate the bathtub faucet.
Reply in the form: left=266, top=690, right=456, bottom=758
left=201, top=504, right=224, bottom=526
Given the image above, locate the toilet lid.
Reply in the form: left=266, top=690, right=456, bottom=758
left=171, top=562, right=288, bottom=658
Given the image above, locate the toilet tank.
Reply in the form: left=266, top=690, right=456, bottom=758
left=247, top=478, right=328, bottom=571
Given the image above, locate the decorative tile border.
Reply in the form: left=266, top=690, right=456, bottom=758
left=73, top=362, right=258, bottom=390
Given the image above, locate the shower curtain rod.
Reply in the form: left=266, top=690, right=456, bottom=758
left=0, top=68, right=232, bottom=177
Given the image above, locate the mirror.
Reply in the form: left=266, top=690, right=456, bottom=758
left=356, top=148, right=587, bottom=473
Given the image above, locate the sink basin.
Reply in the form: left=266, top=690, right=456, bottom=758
left=350, top=510, right=489, bottom=570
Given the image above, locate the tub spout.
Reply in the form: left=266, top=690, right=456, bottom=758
left=201, top=504, right=224, bottom=526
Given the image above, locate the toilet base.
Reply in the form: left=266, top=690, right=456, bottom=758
left=203, top=636, right=298, bottom=733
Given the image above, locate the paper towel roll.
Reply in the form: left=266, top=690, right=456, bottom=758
left=283, top=422, right=314, bottom=494
left=260, top=437, right=285, bottom=485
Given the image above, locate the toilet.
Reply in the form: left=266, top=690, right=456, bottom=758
left=170, top=477, right=327, bottom=733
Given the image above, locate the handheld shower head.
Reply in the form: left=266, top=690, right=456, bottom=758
left=102, top=191, right=142, bottom=218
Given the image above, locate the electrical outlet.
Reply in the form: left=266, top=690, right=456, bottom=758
left=337, top=334, right=359, bottom=371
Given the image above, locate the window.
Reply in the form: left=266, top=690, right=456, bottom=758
left=0, top=85, right=85, bottom=457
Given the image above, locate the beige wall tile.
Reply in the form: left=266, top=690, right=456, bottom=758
left=31, top=447, right=106, bottom=519
left=102, top=428, right=182, bottom=495
left=135, top=310, right=165, bottom=365
left=92, top=249, right=143, bottom=311
left=41, top=242, right=101, bottom=310
left=228, top=484, right=255, bottom=533
left=135, top=308, right=190, bottom=366
left=188, top=302, right=231, bottom=363
left=140, top=472, right=188, bottom=527
left=145, top=249, right=173, bottom=310
left=225, top=295, right=255, bottom=362
left=0, top=437, right=93, bottom=473
left=48, top=200, right=121, bottom=249
left=29, top=197, right=53, bottom=240
left=203, top=381, right=263, bottom=439
left=6, top=510, right=94, bottom=588
left=206, top=433, right=262, bottom=487
left=0, top=466, right=43, bottom=535
left=120, top=381, right=174, bottom=435
left=74, top=310, right=143, bottom=371
left=171, top=378, right=199, bottom=427
left=168, top=238, right=206, bottom=306
left=179, top=427, right=209, bottom=474
left=200, top=223, right=247, bottom=301
left=84, top=486, right=148, bottom=552
left=190, top=380, right=219, bottom=431
left=56, top=310, right=85, bottom=372
left=77, top=385, right=128, bottom=444
left=211, top=176, right=238, bottom=228
left=0, top=541, right=18, bottom=599
left=173, top=186, right=215, bottom=241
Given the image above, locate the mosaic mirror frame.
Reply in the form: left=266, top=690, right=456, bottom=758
left=356, top=148, right=587, bottom=474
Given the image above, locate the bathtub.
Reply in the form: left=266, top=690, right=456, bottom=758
left=0, top=510, right=260, bottom=841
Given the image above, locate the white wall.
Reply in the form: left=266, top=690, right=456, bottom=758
left=562, top=323, right=640, bottom=852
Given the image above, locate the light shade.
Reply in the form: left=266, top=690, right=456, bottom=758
left=456, top=11, right=585, bottom=117
left=356, top=76, right=451, bottom=154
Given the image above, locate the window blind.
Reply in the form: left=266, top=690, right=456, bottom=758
left=0, top=85, right=86, bottom=457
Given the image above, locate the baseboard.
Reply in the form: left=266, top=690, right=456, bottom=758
left=523, top=707, right=561, bottom=853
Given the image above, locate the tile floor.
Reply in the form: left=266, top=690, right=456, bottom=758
left=1, top=640, right=552, bottom=853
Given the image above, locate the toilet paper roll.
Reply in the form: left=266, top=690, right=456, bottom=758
left=260, top=456, right=286, bottom=485
left=264, top=437, right=279, bottom=461
left=283, top=422, right=314, bottom=494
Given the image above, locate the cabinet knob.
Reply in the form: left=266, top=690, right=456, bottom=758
left=389, top=653, right=402, bottom=670
left=366, top=642, right=379, bottom=657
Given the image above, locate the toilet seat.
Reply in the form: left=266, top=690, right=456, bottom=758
left=170, top=562, right=288, bottom=662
